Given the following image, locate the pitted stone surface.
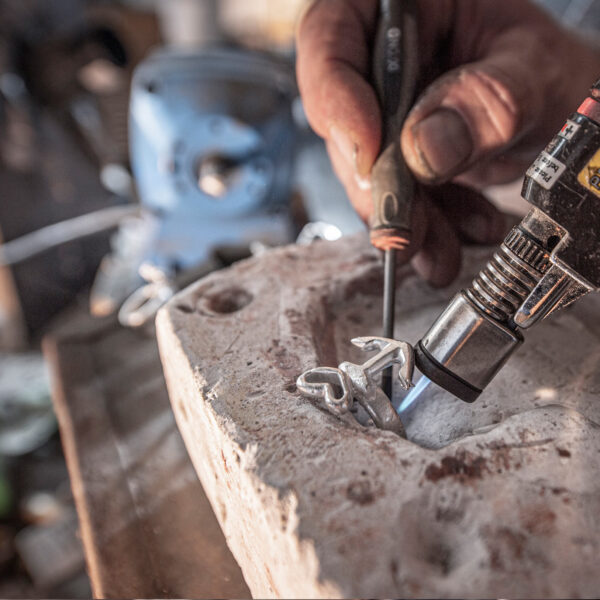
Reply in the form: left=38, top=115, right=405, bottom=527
left=157, top=234, right=600, bottom=599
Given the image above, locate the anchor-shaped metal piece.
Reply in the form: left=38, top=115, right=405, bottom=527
left=296, top=337, right=414, bottom=437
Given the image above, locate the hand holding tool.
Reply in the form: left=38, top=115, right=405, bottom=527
left=370, top=0, right=419, bottom=399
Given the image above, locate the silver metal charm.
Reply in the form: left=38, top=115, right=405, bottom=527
left=297, top=337, right=414, bottom=437
left=295, top=366, right=352, bottom=415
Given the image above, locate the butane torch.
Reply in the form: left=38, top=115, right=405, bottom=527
left=413, top=80, right=600, bottom=403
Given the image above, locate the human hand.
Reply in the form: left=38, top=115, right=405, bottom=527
left=296, top=0, right=600, bottom=285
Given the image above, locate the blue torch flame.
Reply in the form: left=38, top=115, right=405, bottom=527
left=397, top=376, right=432, bottom=413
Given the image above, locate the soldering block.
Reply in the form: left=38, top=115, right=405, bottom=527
left=157, top=234, right=600, bottom=599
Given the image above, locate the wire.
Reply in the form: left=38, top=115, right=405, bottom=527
left=0, top=205, right=140, bottom=266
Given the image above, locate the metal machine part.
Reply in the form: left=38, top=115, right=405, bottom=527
left=416, top=82, right=600, bottom=402
left=107, top=46, right=299, bottom=326
left=129, top=47, right=297, bottom=272
left=297, top=337, right=414, bottom=437
left=156, top=0, right=222, bottom=48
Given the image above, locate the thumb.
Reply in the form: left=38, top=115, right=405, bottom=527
left=401, top=59, right=535, bottom=184
left=400, top=23, right=594, bottom=185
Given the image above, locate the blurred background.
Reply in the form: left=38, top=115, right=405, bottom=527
left=0, top=0, right=598, bottom=597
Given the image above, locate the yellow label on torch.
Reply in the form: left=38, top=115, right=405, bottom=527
left=578, top=148, right=600, bottom=198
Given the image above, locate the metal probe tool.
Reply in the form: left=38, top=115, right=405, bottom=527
left=370, top=0, right=419, bottom=399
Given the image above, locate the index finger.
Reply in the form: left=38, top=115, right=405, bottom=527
left=296, top=0, right=381, bottom=176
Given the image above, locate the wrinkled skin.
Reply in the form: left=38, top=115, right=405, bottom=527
left=296, top=0, right=600, bottom=285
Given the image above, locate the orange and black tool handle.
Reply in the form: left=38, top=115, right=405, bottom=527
left=370, top=0, right=419, bottom=251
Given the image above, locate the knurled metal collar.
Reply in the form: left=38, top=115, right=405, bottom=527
left=503, top=228, right=550, bottom=274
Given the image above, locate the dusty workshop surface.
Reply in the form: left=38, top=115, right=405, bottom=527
left=43, top=315, right=249, bottom=599
left=158, top=234, right=600, bottom=599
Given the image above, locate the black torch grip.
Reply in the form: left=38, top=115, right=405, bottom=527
left=370, top=0, right=419, bottom=250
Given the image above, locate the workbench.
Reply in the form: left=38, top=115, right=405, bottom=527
left=43, top=315, right=249, bottom=599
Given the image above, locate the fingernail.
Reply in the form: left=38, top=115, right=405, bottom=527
left=354, top=173, right=371, bottom=191
left=329, top=125, right=358, bottom=170
left=412, top=109, right=472, bottom=179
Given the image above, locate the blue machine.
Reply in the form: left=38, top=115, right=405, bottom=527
left=129, top=47, right=298, bottom=272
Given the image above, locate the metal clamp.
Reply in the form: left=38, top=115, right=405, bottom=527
left=118, top=263, right=176, bottom=328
